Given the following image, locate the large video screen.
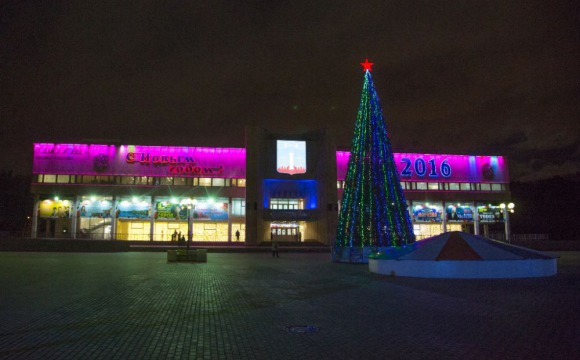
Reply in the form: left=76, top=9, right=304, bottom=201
left=277, top=140, right=306, bottom=175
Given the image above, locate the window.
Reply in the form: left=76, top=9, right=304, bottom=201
left=36, top=174, right=43, bottom=183
left=270, top=198, right=302, bottom=210
left=231, top=199, right=246, bottom=216
left=135, top=176, right=149, bottom=185
left=416, top=182, right=427, bottom=190
left=225, top=179, right=231, bottom=186
left=480, top=183, right=491, bottom=191
left=337, top=181, right=342, bottom=189
left=427, top=182, right=439, bottom=190
left=160, top=177, right=173, bottom=185
left=78, top=175, right=93, bottom=184
left=491, top=183, right=502, bottom=191
left=237, top=179, right=246, bottom=187
left=174, top=177, right=187, bottom=186
left=198, top=178, right=212, bottom=186
left=192, top=178, right=199, bottom=186
left=448, top=183, right=460, bottom=190
left=212, top=178, right=225, bottom=187
left=56, top=175, right=70, bottom=184
left=121, top=176, right=135, bottom=185
left=95, top=176, right=111, bottom=184
left=460, top=183, right=472, bottom=191
left=43, top=174, right=57, bottom=183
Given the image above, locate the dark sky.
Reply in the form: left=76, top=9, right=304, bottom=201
left=1, top=0, right=579, bottom=181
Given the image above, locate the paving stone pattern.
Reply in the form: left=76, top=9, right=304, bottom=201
left=0, top=251, right=579, bottom=359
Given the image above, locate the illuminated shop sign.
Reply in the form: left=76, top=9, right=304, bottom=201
left=126, top=152, right=223, bottom=175
left=39, top=200, right=72, bottom=218
left=117, top=200, right=151, bottom=219
left=336, top=152, right=509, bottom=183
left=155, top=201, right=188, bottom=220
left=78, top=199, right=113, bottom=218
left=413, top=202, right=443, bottom=222
left=277, top=140, right=306, bottom=175
left=446, top=204, right=474, bottom=222
left=192, top=201, right=229, bottom=221
left=478, top=205, right=505, bottom=223
left=33, top=143, right=245, bottom=178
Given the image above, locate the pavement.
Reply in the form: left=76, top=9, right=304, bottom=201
left=0, top=250, right=579, bottom=359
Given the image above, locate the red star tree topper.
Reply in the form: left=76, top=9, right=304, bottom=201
left=360, top=58, right=374, bottom=72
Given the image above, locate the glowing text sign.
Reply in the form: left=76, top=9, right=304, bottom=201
left=336, top=152, right=509, bottom=183
left=32, top=143, right=246, bottom=178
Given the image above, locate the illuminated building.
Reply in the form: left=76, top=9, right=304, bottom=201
left=30, top=128, right=511, bottom=243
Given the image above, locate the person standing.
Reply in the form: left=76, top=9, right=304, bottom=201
left=235, top=230, right=240, bottom=241
left=272, top=239, right=279, bottom=258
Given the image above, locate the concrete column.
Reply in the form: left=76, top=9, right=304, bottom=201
left=483, top=224, right=489, bottom=238
left=31, top=194, right=39, bottom=239
left=441, top=201, right=447, bottom=234
left=111, top=196, right=118, bottom=241
left=473, top=202, right=480, bottom=235
left=150, top=196, right=155, bottom=241
left=227, top=197, right=232, bottom=242
left=504, top=208, right=511, bottom=243
left=70, top=195, right=80, bottom=239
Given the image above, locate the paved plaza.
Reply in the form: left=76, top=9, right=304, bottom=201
left=0, top=250, right=579, bottom=359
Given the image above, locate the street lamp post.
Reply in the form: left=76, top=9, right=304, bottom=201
left=187, top=199, right=197, bottom=252
left=500, top=203, right=515, bottom=243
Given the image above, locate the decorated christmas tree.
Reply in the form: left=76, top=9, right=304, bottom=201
left=336, top=59, right=415, bottom=252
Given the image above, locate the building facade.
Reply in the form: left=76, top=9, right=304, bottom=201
left=30, top=128, right=511, bottom=244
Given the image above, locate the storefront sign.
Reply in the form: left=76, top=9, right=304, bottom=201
left=413, top=203, right=442, bottom=222
left=446, top=205, right=474, bottom=222
left=33, top=143, right=245, bottom=178
left=336, top=152, right=509, bottom=183
left=193, top=202, right=229, bottom=221
left=155, top=202, right=188, bottom=220
left=39, top=200, right=72, bottom=218
left=478, top=206, right=504, bottom=223
left=78, top=200, right=113, bottom=218
left=117, top=201, right=151, bottom=219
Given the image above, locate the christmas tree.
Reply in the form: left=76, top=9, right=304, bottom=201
left=336, top=59, right=415, bottom=251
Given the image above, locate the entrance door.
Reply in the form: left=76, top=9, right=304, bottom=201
left=271, top=223, right=300, bottom=242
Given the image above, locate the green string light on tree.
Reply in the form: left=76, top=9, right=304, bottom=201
left=336, top=59, right=415, bottom=248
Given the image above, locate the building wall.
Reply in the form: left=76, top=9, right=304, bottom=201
left=29, top=134, right=511, bottom=243
left=245, top=127, right=338, bottom=245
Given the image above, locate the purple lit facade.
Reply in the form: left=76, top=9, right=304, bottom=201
left=336, top=151, right=508, bottom=183
left=33, top=143, right=246, bottom=178
left=34, top=144, right=508, bottom=185
left=30, top=138, right=512, bottom=243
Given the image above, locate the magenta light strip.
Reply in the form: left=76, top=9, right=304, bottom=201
left=32, top=143, right=509, bottom=183
left=336, top=151, right=509, bottom=183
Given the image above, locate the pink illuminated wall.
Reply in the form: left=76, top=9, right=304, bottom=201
left=32, top=143, right=509, bottom=183
left=336, top=151, right=509, bottom=183
left=33, top=143, right=246, bottom=178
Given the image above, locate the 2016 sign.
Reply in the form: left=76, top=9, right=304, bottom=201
left=400, top=158, right=451, bottom=178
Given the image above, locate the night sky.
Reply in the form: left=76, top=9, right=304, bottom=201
left=2, top=1, right=579, bottom=181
